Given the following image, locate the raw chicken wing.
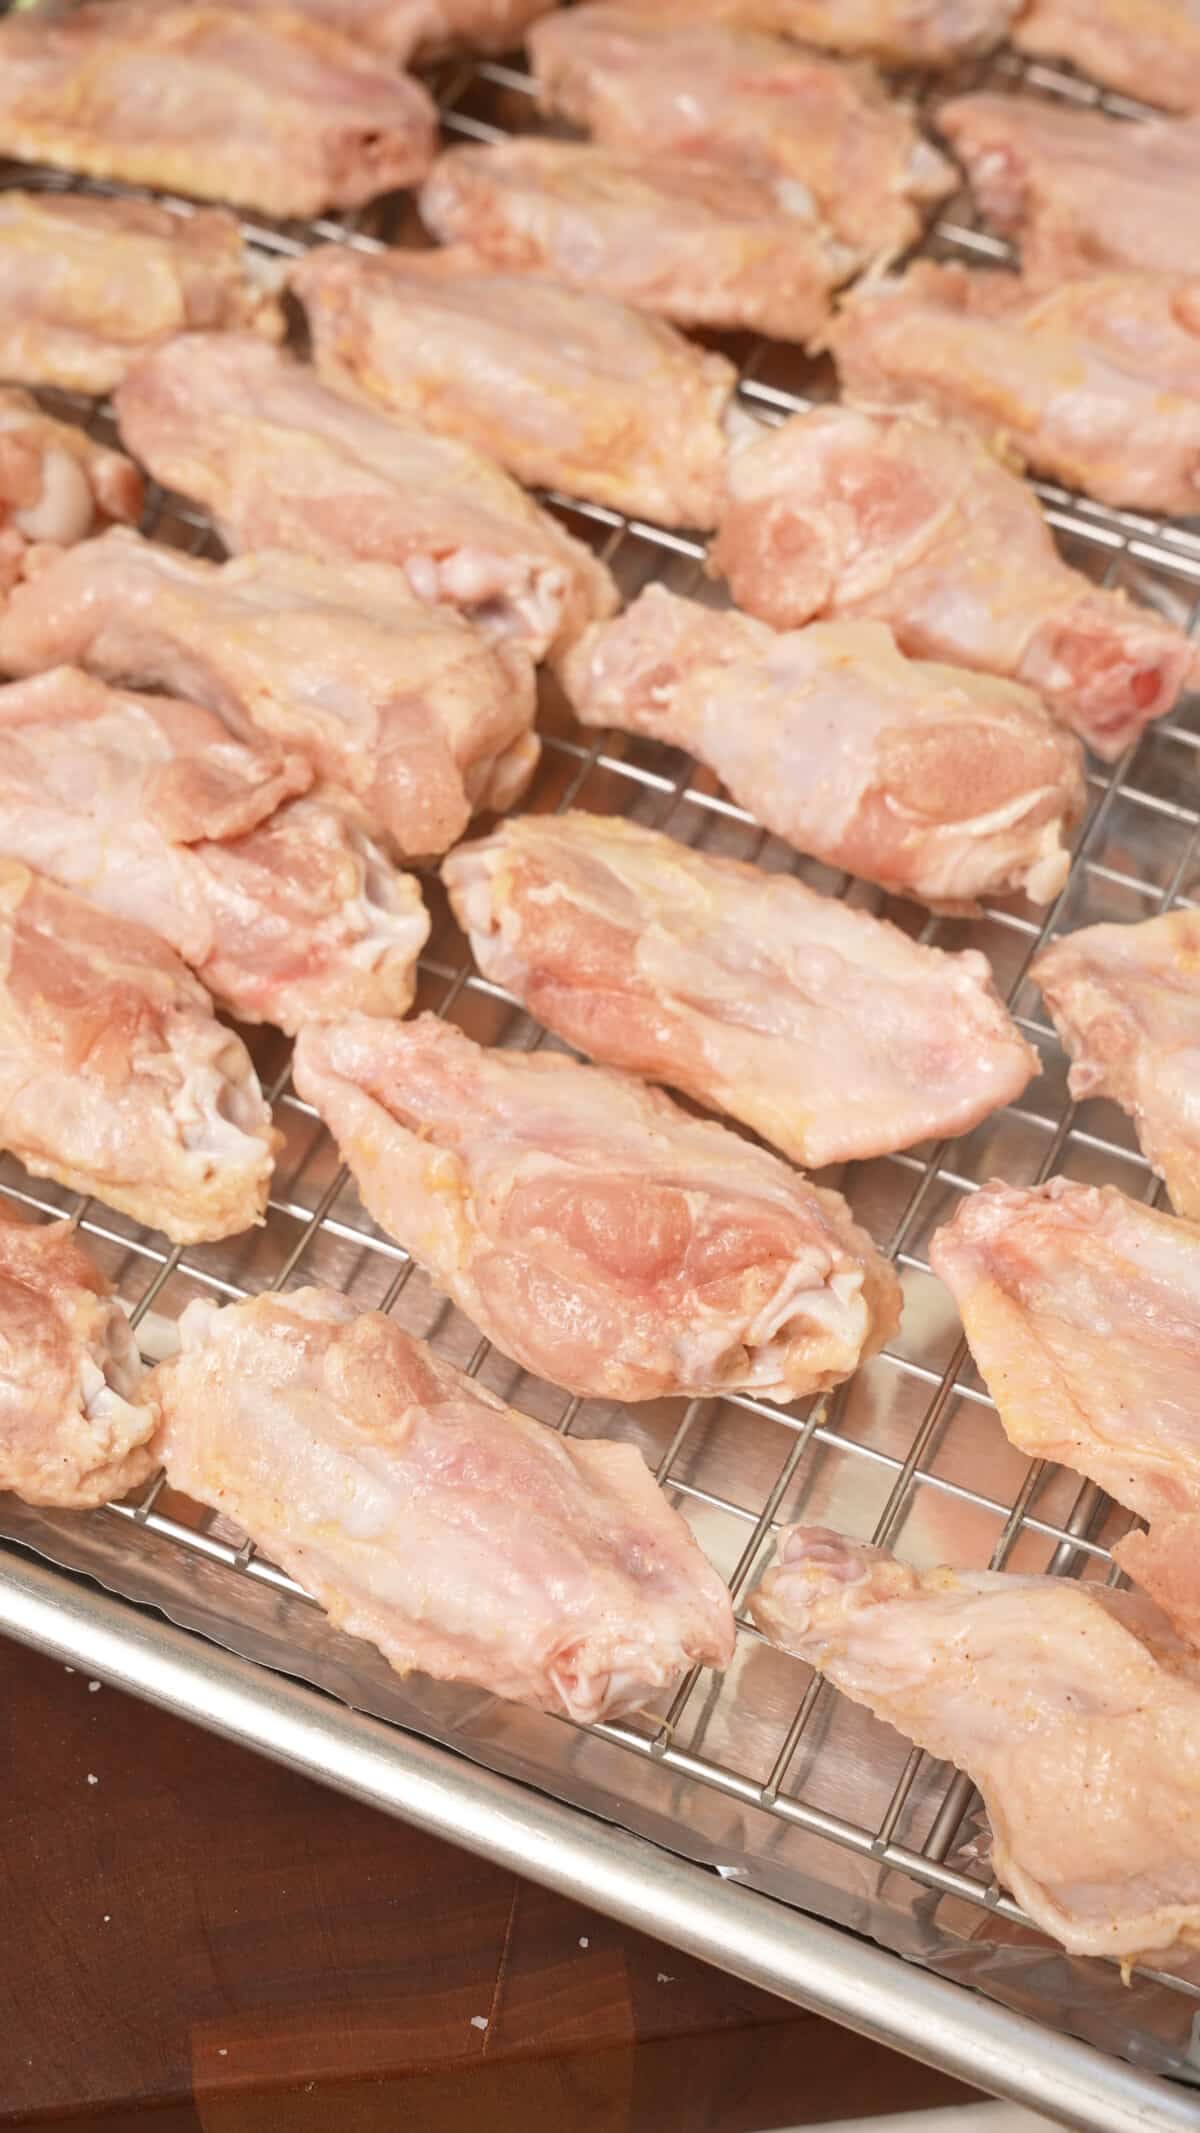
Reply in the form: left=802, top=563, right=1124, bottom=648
left=749, top=1526, right=1200, bottom=1961
left=290, top=245, right=739, bottom=531
left=529, top=9, right=953, bottom=260
left=418, top=139, right=854, bottom=343
left=443, top=812, right=1038, bottom=1167
left=292, top=1013, right=901, bottom=1404
left=0, top=4, right=437, bottom=218
left=0, top=390, right=142, bottom=597
left=0, top=1210, right=154, bottom=1508
left=0, top=531, right=538, bottom=860
left=152, top=1286, right=736, bottom=1720
left=831, top=261, right=1200, bottom=514
left=1015, top=0, right=1200, bottom=118
left=611, top=0, right=1018, bottom=65
left=1032, top=912, right=1200, bottom=1219
left=114, top=335, right=616, bottom=663
left=0, top=190, right=280, bottom=397
left=940, top=95, right=1200, bottom=281
left=180, top=0, right=552, bottom=60
left=931, top=1178, right=1200, bottom=1655
left=0, top=667, right=428, bottom=1032
left=561, top=588, right=1084, bottom=908
left=709, top=405, right=1197, bottom=759
left=0, top=861, right=276, bottom=1242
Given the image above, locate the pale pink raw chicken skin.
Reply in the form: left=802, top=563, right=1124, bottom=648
left=173, top=0, right=553, bottom=60
left=0, top=390, right=142, bottom=598
left=443, top=812, right=1038, bottom=1168
left=290, top=244, right=740, bottom=531
left=930, top=1178, right=1200, bottom=1658
left=1015, top=0, right=1200, bottom=117
left=749, top=1526, right=1200, bottom=1961
left=0, top=666, right=429, bottom=1033
left=292, top=1013, right=901, bottom=1405
left=114, top=335, right=616, bottom=664
left=418, top=138, right=854, bottom=344
left=612, top=0, right=1019, bottom=65
left=0, top=1210, right=154, bottom=1508
left=0, top=531, right=539, bottom=861
left=0, top=3, right=437, bottom=218
left=151, top=1287, right=736, bottom=1722
left=830, top=261, right=1200, bottom=515
left=0, top=190, right=281, bottom=398
left=710, top=405, right=1197, bottom=760
left=0, top=860, right=277, bottom=1243
left=939, top=94, right=1200, bottom=281
left=529, top=8, right=954, bottom=260
left=561, top=588, right=1084, bottom=909
left=1033, top=912, right=1200, bottom=1221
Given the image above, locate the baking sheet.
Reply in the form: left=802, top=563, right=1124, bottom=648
left=2, top=24, right=1200, bottom=2097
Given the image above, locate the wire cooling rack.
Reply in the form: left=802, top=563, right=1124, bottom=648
left=3, top=28, right=1200, bottom=2132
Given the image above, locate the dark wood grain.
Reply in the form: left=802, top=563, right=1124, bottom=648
left=0, top=1634, right=977, bottom=2130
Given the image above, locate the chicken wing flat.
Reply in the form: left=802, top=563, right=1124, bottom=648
left=831, top=261, right=1200, bottom=515
left=561, top=589, right=1084, bottom=909
left=0, top=531, right=538, bottom=861
left=0, top=1209, right=154, bottom=1508
left=443, top=812, right=1038, bottom=1168
left=0, top=861, right=276, bottom=1241
left=0, top=390, right=142, bottom=598
left=178, top=0, right=552, bottom=60
left=293, top=1013, right=900, bottom=1404
left=608, top=0, right=1017, bottom=65
left=418, top=139, right=854, bottom=343
left=529, top=9, right=953, bottom=261
left=114, top=335, right=616, bottom=663
left=1014, top=0, right=1200, bottom=118
left=0, top=4, right=437, bottom=218
left=930, top=1178, right=1200, bottom=1655
left=940, top=95, right=1200, bottom=282
left=290, top=245, right=739, bottom=531
left=1032, top=913, right=1200, bottom=1219
left=0, top=191, right=280, bottom=398
left=0, top=667, right=428, bottom=1032
left=152, top=1286, right=736, bottom=1721
left=750, top=1526, right=1200, bottom=1961
left=710, top=406, right=1197, bottom=760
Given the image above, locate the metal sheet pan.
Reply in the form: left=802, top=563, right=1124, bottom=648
left=1, top=31, right=1200, bottom=2133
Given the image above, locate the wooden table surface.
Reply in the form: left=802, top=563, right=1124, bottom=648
left=0, top=1634, right=977, bottom=2132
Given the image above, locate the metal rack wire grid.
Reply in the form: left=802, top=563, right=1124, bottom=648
left=2, top=22, right=1200, bottom=2095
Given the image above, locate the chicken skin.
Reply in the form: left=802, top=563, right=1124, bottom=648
left=940, top=95, right=1200, bottom=282
left=290, top=245, right=739, bottom=531
left=610, top=0, right=1018, bottom=66
left=418, top=139, right=854, bottom=344
left=180, top=0, right=552, bottom=60
left=831, top=261, right=1200, bottom=515
left=0, top=667, right=428, bottom=1032
left=443, top=812, right=1038, bottom=1168
left=0, top=861, right=276, bottom=1242
left=151, top=1286, right=736, bottom=1721
left=930, top=1178, right=1200, bottom=1657
left=292, top=1013, right=900, bottom=1405
left=0, top=3, right=437, bottom=218
left=0, top=532, right=538, bottom=861
left=749, top=1526, right=1200, bottom=1962
left=0, top=1209, right=154, bottom=1508
left=529, top=9, right=953, bottom=261
left=1014, top=0, right=1200, bottom=118
left=114, top=335, right=616, bottom=663
left=1032, top=913, right=1200, bottom=1221
left=0, top=391, right=142, bottom=598
left=561, top=589, right=1084, bottom=909
left=709, top=406, right=1197, bottom=760
left=0, top=191, right=280, bottom=398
